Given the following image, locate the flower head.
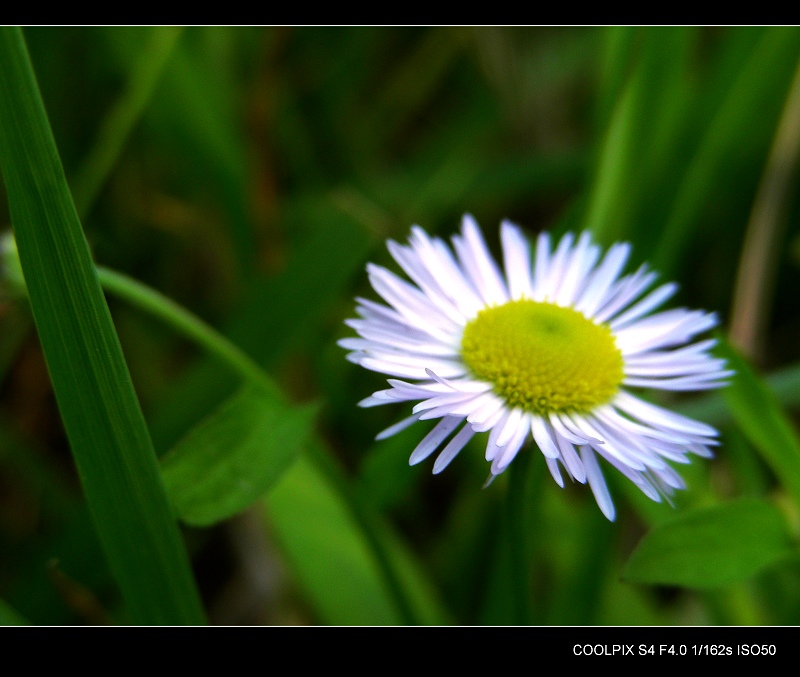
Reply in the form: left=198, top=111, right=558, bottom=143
left=340, top=215, right=731, bottom=520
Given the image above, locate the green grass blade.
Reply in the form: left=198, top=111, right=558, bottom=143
left=0, top=27, right=204, bottom=625
left=585, top=27, right=696, bottom=246
left=654, top=27, right=800, bottom=274
left=717, top=338, right=800, bottom=510
left=729, top=56, right=800, bottom=359
left=594, top=27, right=637, bottom=135
left=583, top=63, right=641, bottom=244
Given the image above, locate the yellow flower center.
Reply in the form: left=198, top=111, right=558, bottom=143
left=460, top=299, right=624, bottom=416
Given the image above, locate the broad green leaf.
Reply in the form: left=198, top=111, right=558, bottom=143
left=0, top=27, right=203, bottom=625
left=161, top=387, right=318, bottom=527
left=718, top=338, right=800, bottom=508
left=623, top=499, right=796, bottom=588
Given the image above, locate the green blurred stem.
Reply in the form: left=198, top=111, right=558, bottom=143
left=583, top=67, right=639, bottom=243
left=507, top=450, right=533, bottom=625
left=729, top=56, right=800, bottom=361
left=97, top=267, right=276, bottom=396
left=72, top=27, right=183, bottom=219
left=97, top=265, right=420, bottom=625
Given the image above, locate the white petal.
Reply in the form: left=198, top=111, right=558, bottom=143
left=609, top=282, right=679, bottom=330
left=433, top=424, right=476, bottom=474
left=471, top=400, right=507, bottom=433
left=575, top=241, right=631, bottom=317
left=542, top=231, right=575, bottom=302
left=338, top=336, right=459, bottom=359
left=624, top=354, right=728, bottom=377
left=484, top=437, right=502, bottom=462
left=367, top=264, right=460, bottom=341
left=497, top=407, right=524, bottom=447
left=357, top=355, right=467, bottom=380
left=623, top=372, right=733, bottom=391
left=555, top=231, right=599, bottom=307
left=558, top=413, right=606, bottom=446
left=592, top=404, right=696, bottom=446
left=531, top=416, right=561, bottom=459
left=385, top=378, right=453, bottom=397
left=453, top=214, right=509, bottom=306
left=376, top=413, right=422, bottom=440
left=586, top=415, right=662, bottom=471
left=487, top=409, right=511, bottom=450
left=408, top=226, right=485, bottom=318
left=616, top=310, right=718, bottom=355
left=501, top=220, right=533, bottom=300
left=417, top=391, right=499, bottom=420
left=423, top=368, right=493, bottom=392
left=581, top=447, right=615, bottom=521
left=592, top=265, right=656, bottom=325
left=531, top=231, right=552, bottom=301
left=597, top=451, right=662, bottom=502
left=413, top=390, right=482, bottom=414
left=555, top=433, right=586, bottom=483
left=614, top=390, right=719, bottom=438
left=409, top=416, right=463, bottom=465
left=445, top=391, right=504, bottom=417
left=357, top=395, right=391, bottom=408
left=491, top=421, right=530, bottom=474
left=466, top=392, right=506, bottom=426
left=568, top=413, right=647, bottom=471
left=387, top=239, right=469, bottom=326
left=545, top=456, right=565, bottom=488
left=550, top=412, right=593, bottom=446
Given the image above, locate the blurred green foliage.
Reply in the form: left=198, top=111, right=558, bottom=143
left=1, top=26, right=800, bottom=625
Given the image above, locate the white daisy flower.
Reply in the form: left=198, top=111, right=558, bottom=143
left=340, top=215, right=732, bottom=520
